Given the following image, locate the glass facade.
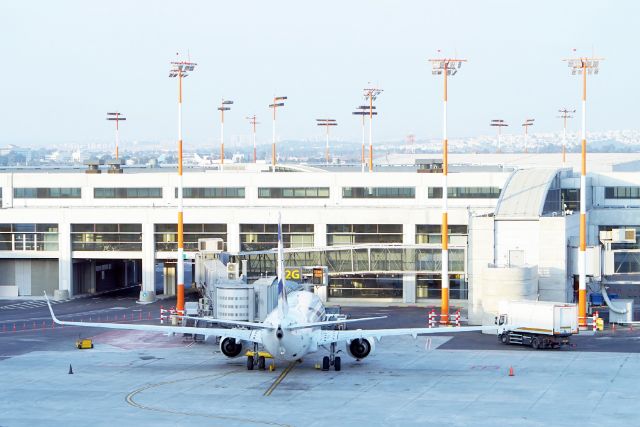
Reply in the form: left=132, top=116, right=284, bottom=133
left=71, top=224, right=142, bottom=251
left=0, top=223, right=59, bottom=251
left=605, top=186, right=640, bottom=199
left=342, top=187, right=415, bottom=199
left=155, top=224, right=227, bottom=251
left=14, top=188, right=81, bottom=199
left=258, top=188, right=329, bottom=198
left=94, top=188, right=162, bottom=198
left=175, top=187, right=245, bottom=198
left=561, top=189, right=580, bottom=211
left=327, top=224, right=403, bottom=246
left=428, top=187, right=501, bottom=199
left=240, top=224, right=314, bottom=251
left=328, top=274, right=403, bottom=298
left=416, top=274, right=467, bottom=299
left=416, top=224, right=468, bottom=244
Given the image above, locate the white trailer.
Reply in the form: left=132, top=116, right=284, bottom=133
left=495, top=301, right=579, bottom=349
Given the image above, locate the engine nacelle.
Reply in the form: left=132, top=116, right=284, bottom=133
left=346, top=338, right=375, bottom=360
left=219, top=337, right=248, bottom=358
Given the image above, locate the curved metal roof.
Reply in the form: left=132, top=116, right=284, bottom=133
left=495, top=168, right=560, bottom=218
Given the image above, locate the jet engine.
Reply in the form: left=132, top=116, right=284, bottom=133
left=346, top=338, right=375, bottom=359
left=219, top=337, right=248, bottom=358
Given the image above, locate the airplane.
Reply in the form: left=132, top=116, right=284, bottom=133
left=46, top=215, right=496, bottom=372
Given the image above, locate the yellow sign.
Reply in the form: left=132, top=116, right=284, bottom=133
left=284, top=267, right=301, bottom=281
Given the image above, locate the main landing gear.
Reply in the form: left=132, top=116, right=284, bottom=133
left=322, top=342, right=341, bottom=372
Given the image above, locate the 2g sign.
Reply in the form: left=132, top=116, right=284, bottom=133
left=284, top=267, right=301, bottom=282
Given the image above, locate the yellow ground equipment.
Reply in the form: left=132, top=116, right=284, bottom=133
left=76, top=338, right=93, bottom=350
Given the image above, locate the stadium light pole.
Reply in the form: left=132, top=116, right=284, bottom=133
left=490, top=119, right=508, bottom=153
left=522, top=119, right=535, bottom=153
left=316, top=119, right=338, bottom=164
left=563, top=53, right=603, bottom=328
left=217, top=99, right=233, bottom=170
left=558, top=108, right=575, bottom=167
left=429, top=55, right=466, bottom=325
left=352, top=105, right=376, bottom=172
left=169, top=54, right=196, bottom=314
left=363, top=87, right=383, bottom=172
left=269, top=96, right=287, bottom=172
left=246, top=115, right=259, bottom=163
left=106, top=112, right=126, bottom=161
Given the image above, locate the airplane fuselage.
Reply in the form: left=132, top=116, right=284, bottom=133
left=261, top=290, right=325, bottom=361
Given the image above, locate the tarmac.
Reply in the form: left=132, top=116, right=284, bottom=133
left=1, top=294, right=640, bottom=426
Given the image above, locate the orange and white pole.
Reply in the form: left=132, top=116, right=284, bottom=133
left=578, top=61, right=587, bottom=327
left=176, top=69, right=186, bottom=313
left=441, top=62, right=449, bottom=325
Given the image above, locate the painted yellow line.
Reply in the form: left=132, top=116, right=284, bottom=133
left=264, top=361, right=297, bottom=397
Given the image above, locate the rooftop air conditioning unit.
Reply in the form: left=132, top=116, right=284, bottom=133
left=198, top=238, right=224, bottom=252
left=611, top=228, right=636, bottom=244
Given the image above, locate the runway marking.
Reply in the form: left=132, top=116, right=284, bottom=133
left=264, top=361, right=297, bottom=396
left=125, top=372, right=292, bottom=426
left=0, top=300, right=68, bottom=310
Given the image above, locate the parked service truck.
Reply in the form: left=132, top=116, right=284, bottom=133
left=495, top=301, right=579, bottom=349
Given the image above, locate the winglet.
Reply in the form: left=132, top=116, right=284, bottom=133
left=43, top=291, right=62, bottom=325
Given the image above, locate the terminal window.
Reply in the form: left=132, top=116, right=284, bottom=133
left=94, top=188, right=162, bottom=198
left=240, top=224, right=314, bottom=251
left=258, top=188, right=329, bottom=198
left=327, top=224, right=403, bottom=246
left=71, top=223, right=142, bottom=251
left=428, top=187, right=501, bottom=199
left=342, top=187, right=415, bottom=199
left=0, top=223, right=59, bottom=251
left=175, top=187, right=245, bottom=198
left=416, top=224, right=468, bottom=244
left=605, top=186, right=640, bottom=199
left=14, top=188, right=81, bottom=199
left=155, top=224, right=227, bottom=252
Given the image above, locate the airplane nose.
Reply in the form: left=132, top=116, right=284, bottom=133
left=276, top=326, right=284, bottom=339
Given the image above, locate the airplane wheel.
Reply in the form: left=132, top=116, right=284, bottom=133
left=322, top=356, right=330, bottom=371
left=258, top=356, right=266, bottom=370
left=334, top=356, right=341, bottom=371
left=247, top=355, right=254, bottom=370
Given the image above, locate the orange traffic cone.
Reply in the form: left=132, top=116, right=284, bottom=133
left=508, top=366, right=514, bottom=376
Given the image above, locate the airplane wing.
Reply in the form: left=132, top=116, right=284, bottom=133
left=181, top=315, right=275, bottom=330
left=287, top=316, right=387, bottom=330
left=44, top=293, right=262, bottom=344
left=315, top=325, right=497, bottom=346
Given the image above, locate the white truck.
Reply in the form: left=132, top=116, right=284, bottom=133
left=495, top=301, right=579, bottom=349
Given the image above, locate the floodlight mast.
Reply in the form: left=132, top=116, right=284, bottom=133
left=217, top=99, right=233, bottom=171
left=352, top=106, right=375, bottom=172
left=316, top=119, right=338, bottom=164
left=563, top=53, right=603, bottom=328
left=490, top=119, right=508, bottom=153
left=522, top=119, right=535, bottom=153
left=268, top=96, right=287, bottom=172
left=169, top=54, right=197, bottom=313
left=558, top=109, right=575, bottom=166
left=106, top=112, right=126, bottom=161
left=246, top=115, right=259, bottom=163
left=363, top=87, right=383, bottom=172
left=428, top=56, right=466, bottom=325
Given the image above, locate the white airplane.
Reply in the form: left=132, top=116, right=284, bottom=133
left=46, top=216, right=495, bottom=372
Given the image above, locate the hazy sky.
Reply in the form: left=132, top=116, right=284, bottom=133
left=0, top=1, right=637, bottom=148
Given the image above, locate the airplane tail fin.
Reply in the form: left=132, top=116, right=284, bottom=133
left=276, top=213, right=288, bottom=317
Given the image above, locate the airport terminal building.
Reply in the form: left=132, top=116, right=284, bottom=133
left=0, top=154, right=639, bottom=322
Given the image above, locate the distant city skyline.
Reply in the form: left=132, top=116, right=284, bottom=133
left=1, top=1, right=638, bottom=147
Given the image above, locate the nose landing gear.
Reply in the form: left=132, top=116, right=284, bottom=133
left=321, top=342, right=341, bottom=371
